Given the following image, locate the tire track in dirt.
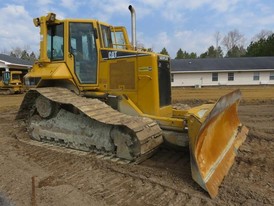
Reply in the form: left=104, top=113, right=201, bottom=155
left=222, top=104, right=274, bottom=205
left=14, top=137, right=212, bottom=206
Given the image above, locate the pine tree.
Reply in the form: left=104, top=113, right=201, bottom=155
left=29, top=52, right=37, bottom=61
left=159, top=47, right=169, bottom=56
left=199, top=46, right=223, bottom=58
left=246, top=34, right=274, bottom=56
left=21, top=50, right=30, bottom=60
left=175, top=48, right=184, bottom=59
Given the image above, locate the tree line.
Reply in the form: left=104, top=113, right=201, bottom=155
left=3, top=28, right=274, bottom=60
left=159, top=29, right=274, bottom=59
left=2, top=47, right=37, bottom=62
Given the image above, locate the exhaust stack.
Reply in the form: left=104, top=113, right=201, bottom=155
left=128, top=5, right=137, bottom=50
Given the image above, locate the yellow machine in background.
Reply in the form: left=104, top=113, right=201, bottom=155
left=17, top=5, right=248, bottom=198
left=0, top=70, right=24, bottom=94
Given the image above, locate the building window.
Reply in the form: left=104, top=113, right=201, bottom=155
left=212, top=72, right=218, bottom=81
left=270, top=72, right=274, bottom=80
left=171, top=74, right=174, bottom=82
left=253, top=72, right=260, bottom=81
left=228, top=72, right=234, bottom=81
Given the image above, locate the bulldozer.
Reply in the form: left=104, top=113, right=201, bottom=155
left=16, top=5, right=248, bottom=198
left=0, top=70, right=24, bottom=94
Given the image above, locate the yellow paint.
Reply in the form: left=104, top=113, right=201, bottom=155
left=1, top=71, right=24, bottom=93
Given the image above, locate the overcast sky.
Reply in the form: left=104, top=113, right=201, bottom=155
left=1, top=0, right=274, bottom=58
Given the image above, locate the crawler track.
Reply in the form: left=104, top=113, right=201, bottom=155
left=16, top=87, right=163, bottom=162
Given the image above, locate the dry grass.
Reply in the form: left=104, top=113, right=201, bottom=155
left=172, top=85, right=274, bottom=105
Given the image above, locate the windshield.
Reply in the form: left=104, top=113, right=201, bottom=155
left=47, top=23, right=64, bottom=60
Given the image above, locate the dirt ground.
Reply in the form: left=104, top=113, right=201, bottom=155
left=0, top=86, right=273, bottom=205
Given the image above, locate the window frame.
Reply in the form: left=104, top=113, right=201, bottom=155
left=47, top=23, right=64, bottom=61
left=3, top=71, right=10, bottom=84
left=111, top=26, right=131, bottom=50
left=69, top=22, right=98, bottom=85
left=253, top=72, right=260, bottom=81
left=212, top=72, right=218, bottom=81
left=228, top=72, right=234, bottom=81
left=270, top=72, right=274, bottom=80
left=100, top=25, right=113, bottom=48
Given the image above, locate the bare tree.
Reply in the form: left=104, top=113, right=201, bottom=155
left=214, top=31, right=222, bottom=57
left=221, top=29, right=246, bottom=57
left=10, top=47, right=23, bottom=58
left=7, top=46, right=37, bottom=61
left=252, top=29, right=273, bottom=41
left=222, top=29, right=245, bottom=52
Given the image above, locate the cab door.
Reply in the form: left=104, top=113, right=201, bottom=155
left=69, top=22, right=98, bottom=84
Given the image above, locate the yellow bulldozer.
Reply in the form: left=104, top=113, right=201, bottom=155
left=0, top=70, right=24, bottom=94
left=16, top=5, right=248, bottom=198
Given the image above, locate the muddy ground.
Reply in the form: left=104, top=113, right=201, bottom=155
left=0, top=86, right=273, bottom=205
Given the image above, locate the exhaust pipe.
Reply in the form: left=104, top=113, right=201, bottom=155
left=128, top=5, right=137, bottom=50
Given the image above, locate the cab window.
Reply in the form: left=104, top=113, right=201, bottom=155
left=111, top=31, right=126, bottom=49
left=101, top=25, right=113, bottom=48
left=70, top=22, right=98, bottom=84
left=47, top=23, right=64, bottom=60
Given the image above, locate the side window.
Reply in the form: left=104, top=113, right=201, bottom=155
left=101, top=25, right=112, bottom=48
left=212, top=72, right=218, bottom=81
left=70, top=22, right=98, bottom=84
left=228, top=72, right=234, bottom=81
left=270, top=72, right=274, bottom=80
left=47, top=24, right=64, bottom=60
left=111, top=31, right=126, bottom=49
left=253, top=72, right=260, bottom=81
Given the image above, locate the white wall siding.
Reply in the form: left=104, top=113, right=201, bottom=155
left=172, top=71, right=274, bottom=87
left=0, top=62, right=6, bottom=68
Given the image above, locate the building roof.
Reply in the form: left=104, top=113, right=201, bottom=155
left=171, top=56, right=274, bottom=73
left=0, top=53, right=33, bottom=67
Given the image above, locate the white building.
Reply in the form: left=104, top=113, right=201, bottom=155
left=0, top=53, right=33, bottom=80
left=171, top=57, right=274, bottom=87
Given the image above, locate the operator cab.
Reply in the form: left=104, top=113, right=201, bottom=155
left=44, top=14, right=131, bottom=86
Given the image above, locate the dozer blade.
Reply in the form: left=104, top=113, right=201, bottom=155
left=187, top=89, right=248, bottom=198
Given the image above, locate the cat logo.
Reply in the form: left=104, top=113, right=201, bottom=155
left=108, top=51, right=117, bottom=59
